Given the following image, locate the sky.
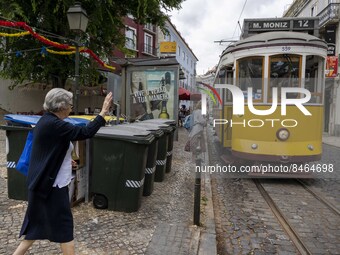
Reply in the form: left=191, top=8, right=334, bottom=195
left=167, top=0, right=293, bottom=75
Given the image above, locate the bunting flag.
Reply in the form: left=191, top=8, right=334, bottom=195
left=0, top=20, right=115, bottom=70
left=197, top=86, right=217, bottom=105
left=15, top=51, right=23, bottom=57
left=40, top=46, right=47, bottom=57
left=197, top=82, right=223, bottom=105
left=47, top=48, right=75, bottom=55
left=0, top=31, right=30, bottom=37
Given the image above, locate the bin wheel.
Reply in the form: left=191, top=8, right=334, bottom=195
left=93, top=194, right=108, bottom=209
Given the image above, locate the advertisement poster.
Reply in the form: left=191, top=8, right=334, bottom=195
left=130, top=70, right=175, bottom=121
left=325, top=56, right=338, bottom=78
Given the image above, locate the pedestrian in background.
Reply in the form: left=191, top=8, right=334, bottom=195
left=178, top=104, right=187, bottom=126
left=13, top=88, right=112, bottom=255
left=184, top=101, right=206, bottom=154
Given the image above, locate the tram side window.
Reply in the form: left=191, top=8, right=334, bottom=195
left=218, top=69, right=226, bottom=84
left=305, top=55, right=324, bottom=104
left=237, top=57, right=263, bottom=101
left=217, top=67, right=234, bottom=103
left=269, top=54, right=300, bottom=100
left=214, top=70, right=225, bottom=107
left=224, top=70, right=234, bottom=103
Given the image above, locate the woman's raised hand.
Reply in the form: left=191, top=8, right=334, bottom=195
left=99, top=92, right=113, bottom=116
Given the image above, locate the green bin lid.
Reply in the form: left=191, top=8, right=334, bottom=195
left=111, top=124, right=163, bottom=138
left=142, top=118, right=176, bottom=126
left=95, top=126, right=154, bottom=144
left=142, top=119, right=176, bottom=131
left=0, top=125, right=32, bottom=131
left=134, top=122, right=172, bottom=134
left=128, top=124, right=164, bottom=137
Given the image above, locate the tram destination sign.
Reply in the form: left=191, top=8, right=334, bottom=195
left=247, top=19, right=315, bottom=31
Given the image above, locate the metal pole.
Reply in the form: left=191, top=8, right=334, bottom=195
left=194, top=138, right=202, bottom=226
left=74, top=36, right=80, bottom=114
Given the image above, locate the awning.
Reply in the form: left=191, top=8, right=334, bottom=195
left=179, top=87, right=191, bottom=100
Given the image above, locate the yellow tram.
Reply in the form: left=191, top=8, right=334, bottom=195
left=213, top=31, right=327, bottom=163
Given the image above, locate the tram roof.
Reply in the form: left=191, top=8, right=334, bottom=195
left=222, top=31, right=327, bottom=55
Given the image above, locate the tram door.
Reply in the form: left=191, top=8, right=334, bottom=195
left=224, top=70, right=233, bottom=145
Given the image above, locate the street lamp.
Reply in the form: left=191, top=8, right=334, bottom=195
left=179, top=68, right=186, bottom=80
left=67, top=2, right=88, bottom=114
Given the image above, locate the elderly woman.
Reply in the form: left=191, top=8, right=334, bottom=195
left=13, top=88, right=112, bottom=255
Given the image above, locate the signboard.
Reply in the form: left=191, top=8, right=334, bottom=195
left=325, top=56, right=338, bottom=78
left=325, top=25, right=336, bottom=56
left=248, top=19, right=314, bottom=31
left=130, top=70, right=176, bottom=120
left=160, top=42, right=177, bottom=53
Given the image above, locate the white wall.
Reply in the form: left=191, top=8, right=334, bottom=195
left=0, top=78, right=106, bottom=114
left=0, top=79, right=47, bottom=113
left=333, top=80, right=340, bottom=135
left=158, top=20, right=198, bottom=90
left=285, top=0, right=340, bottom=136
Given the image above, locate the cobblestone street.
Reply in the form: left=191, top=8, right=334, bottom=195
left=206, top=124, right=340, bottom=255
left=1, top=116, right=340, bottom=254
left=0, top=126, right=202, bottom=255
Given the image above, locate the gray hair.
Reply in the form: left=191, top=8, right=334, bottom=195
left=43, top=88, right=73, bottom=112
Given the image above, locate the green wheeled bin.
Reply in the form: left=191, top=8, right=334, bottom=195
left=134, top=122, right=171, bottom=182
left=165, top=125, right=176, bottom=173
left=143, top=119, right=177, bottom=173
left=0, top=125, right=31, bottom=201
left=112, top=123, right=163, bottom=196
left=91, top=127, right=154, bottom=212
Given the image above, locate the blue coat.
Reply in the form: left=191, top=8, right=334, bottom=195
left=26, top=112, right=105, bottom=199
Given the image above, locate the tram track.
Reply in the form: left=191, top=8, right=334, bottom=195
left=253, top=179, right=312, bottom=255
left=296, top=179, right=340, bottom=216
left=254, top=178, right=340, bottom=255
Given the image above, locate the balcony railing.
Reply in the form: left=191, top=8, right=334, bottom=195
left=318, top=3, right=340, bottom=27
left=144, top=23, right=155, bottom=32
left=143, top=43, right=157, bottom=56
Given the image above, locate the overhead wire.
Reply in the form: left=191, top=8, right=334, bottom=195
left=232, top=0, right=248, bottom=39
left=0, top=46, right=51, bottom=56
left=215, top=0, right=248, bottom=45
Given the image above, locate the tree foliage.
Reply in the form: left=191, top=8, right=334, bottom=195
left=0, top=0, right=183, bottom=88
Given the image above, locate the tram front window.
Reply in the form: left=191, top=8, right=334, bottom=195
left=237, top=57, right=263, bottom=102
left=305, top=55, right=324, bottom=104
left=269, top=54, right=300, bottom=100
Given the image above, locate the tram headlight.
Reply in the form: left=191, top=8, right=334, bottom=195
left=251, top=144, right=258, bottom=150
left=277, top=128, right=290, bottom=141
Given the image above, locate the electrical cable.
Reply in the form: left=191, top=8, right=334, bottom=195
left=232, top=0, right=248, bottom=39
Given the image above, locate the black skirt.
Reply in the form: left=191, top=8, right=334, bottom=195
left=20, top=186, right=74, bottom=243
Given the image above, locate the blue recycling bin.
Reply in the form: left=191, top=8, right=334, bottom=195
left=0, top=114, right=89, bottom=201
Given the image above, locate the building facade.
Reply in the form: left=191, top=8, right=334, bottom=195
left=110, top=15, right=158, bottom=74
left=157, top=19, right=198, bottom=91
left=284, top=0, right=340, bottom=136
left=0, top=16, right=198, bottom=115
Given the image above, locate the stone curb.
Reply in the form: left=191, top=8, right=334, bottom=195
left=198, top=129, right=217, bottom=255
